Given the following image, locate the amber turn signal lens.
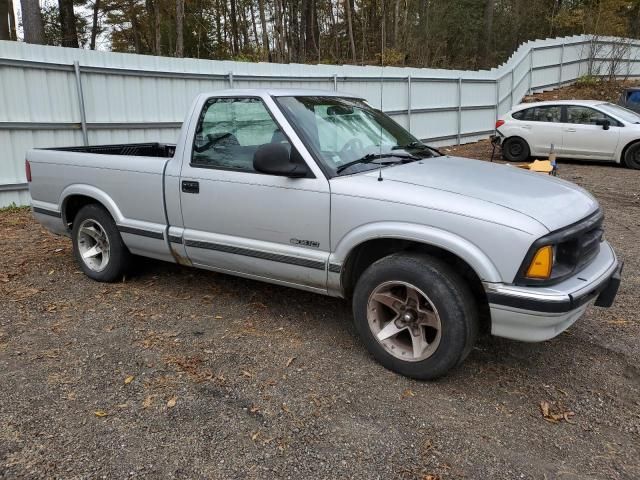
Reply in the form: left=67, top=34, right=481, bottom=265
left=526, top=245, right=553, bottom=279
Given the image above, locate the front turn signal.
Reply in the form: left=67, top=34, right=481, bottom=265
left=526, top=245, right=553, bottom=279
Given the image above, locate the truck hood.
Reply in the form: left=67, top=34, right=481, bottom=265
left=361, top=156, right=599, bottom=232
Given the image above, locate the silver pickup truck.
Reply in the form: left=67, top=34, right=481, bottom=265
left=27, top=88, right=622, bottom=379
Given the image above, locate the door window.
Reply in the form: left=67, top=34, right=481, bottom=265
left=566, top=106, right=614, bottom=126
left=191, top=97, right=290, bottom=172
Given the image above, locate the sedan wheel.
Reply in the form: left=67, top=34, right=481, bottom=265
left=502, top=137, right=530, bottom=162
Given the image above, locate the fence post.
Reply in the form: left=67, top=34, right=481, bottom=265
left=494, top=78, right=500, bottom=123
left=73, top=61, right=89, bottom=147
left=510, top=69, right=515, bottom=109
left=456, top=77, right=462, bottom=145
left=228, top=71, right=234, bottom=88
left=333, top=74, right=338, bottom=91
left=407, top=75, right=412, bottom=133
left=528, top=47, right=534, bottom=95
left=558, top=43, right=565, bottom=87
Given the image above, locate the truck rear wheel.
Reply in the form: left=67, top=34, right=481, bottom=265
left=352, top=253, right=478, bottom=380
left=72, top=204, right=131, bottom=282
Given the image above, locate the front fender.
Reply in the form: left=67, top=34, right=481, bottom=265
left=329, top=221, right=502, bottom=285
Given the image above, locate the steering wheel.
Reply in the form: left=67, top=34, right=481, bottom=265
left=340, top=138, right=364, bottom=159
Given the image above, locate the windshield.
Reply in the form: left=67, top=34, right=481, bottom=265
left=275, top=96, right=437, bottom=176
left=599, top=102, right=640, bottom=124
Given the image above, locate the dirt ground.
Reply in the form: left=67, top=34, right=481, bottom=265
left=2, top=84, right=640, bottom=479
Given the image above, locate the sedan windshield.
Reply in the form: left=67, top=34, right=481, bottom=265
left=599, top=102, right=640, bottom=124
left=275, top=96, right=438, bottom=176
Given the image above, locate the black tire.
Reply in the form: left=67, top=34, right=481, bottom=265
left=502, top=137, right=530, bottom=162
left=623, top=142, right=640, bottom=169
left=71, top=204, right=131, bottom=282
left=352, top=253, right=478, bottom=380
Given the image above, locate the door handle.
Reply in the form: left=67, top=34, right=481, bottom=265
left=565, top=128, right=577, bottom=132
left=182, top=180, right=199, bottom=194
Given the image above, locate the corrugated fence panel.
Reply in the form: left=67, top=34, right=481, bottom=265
left=2, top=34, right=640, bottom=206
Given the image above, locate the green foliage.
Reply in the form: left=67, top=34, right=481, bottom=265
left=0, top=202, right=29, bottom=213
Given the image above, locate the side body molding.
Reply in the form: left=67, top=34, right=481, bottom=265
left=327, top=222, right=502, bottom=296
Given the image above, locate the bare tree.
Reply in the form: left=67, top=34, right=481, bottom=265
left=20, top=0, right=45, bottom=44
left=90, top=0, right=101, bottom=50
left=176, top=0, right=184, bottom=57
left=0, top=0, right=9, bottom=40
left=8, top=0, right=16, bottom=40
left=229, top=0, right=239, bottom=55
left=58, top=0, right=79, bottom=47
left=478, top=0, right=494, bottom=68
left=258, top=0, right=271, bottom=61
left=344, top=0, right=356, bottom=63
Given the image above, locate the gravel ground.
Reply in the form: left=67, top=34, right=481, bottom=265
left=1, top=82, right=640, bottom=478
left=1, top=154, right=639, bottom=479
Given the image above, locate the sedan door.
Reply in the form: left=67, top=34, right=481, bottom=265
left=562, top=105, right=621, bottom=160
left=511, top=105, right=564, bottom=156
left=177, top=96, right=331, bottom=293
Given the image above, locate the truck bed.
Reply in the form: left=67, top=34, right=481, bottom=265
left=45, top=142, right=176, bottom=158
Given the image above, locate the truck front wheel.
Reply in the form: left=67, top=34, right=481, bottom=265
left=352, top=253, right=478, bottom=380
left=72, top=204, right=131, bottom=282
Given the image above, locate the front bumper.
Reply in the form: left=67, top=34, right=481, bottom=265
left=484, top=240, right=621, bottom=342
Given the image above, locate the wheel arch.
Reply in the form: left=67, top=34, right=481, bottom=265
left=331, top=224, right=501, bottom=334
left=619, top=138, right=640, bottom=165
left=60, top=185, right=124, bottom=228
left=502, top=135, right=531, bottom=157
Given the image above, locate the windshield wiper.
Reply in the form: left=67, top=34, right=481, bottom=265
left=391, top=141, right=426, bottom=150
left=392, top=141, right=440, bottom=156
left=336, top=152, right=419, bottom=174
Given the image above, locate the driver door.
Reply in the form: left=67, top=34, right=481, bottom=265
left=178, top=96, right=331, bottom=292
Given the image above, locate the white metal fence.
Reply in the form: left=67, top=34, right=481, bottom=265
left=1, top=34, right=639, bottom=207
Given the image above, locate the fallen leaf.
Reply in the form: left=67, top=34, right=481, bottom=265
left=124, top=375, right=135, bottom=385
left=540, top=400, right=575, bottom=423
left=285, top=357, right=296, bottom=367
left=142, top=396, right=153, bottom=409
left=94, top=410, right=108, bottom=417
left=281, top=403, right=290, bottom=413
left=251, top=431, right=260, bottom=441
left=215, top=315, right=223, bottom=319
left=167, top=396, right=177, bottom=408
left=241, top=370, right=253, bottom=378
left=250, top=405, right=260, bottom=413
left=401, top=388, right=416, bottom=399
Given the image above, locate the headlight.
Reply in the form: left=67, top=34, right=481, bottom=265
left=515, top=210, right=604, bottom=286
left=525, top=245, right=554, bottom=280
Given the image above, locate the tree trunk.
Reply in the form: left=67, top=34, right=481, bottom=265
left=229, top=0, right=239, bottom=55
left=58, top=0, right=79, bottom=47
left=20, top=0, right=45, bottom=44
left=0, top=0, right=9, bottom=40
left=90, top=0, right=101, bottom=50
left=258, top=0, right=270, bottom=61
left=249, top=1, right=260, bottom=50
left=239, top=2, right=250, bottom=52
left=478, top=0, right=494, bottom=68
left=145, top=0, right=161, bottom=54
left=344, top=0, right=356, bottom=63
left=393, top=0, right=400, bottom=48
left=175, top=0, right=184, bottom=57
left=8, top=0, right=16, bottom=40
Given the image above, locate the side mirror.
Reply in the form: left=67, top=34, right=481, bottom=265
left=596, top=119, right=611, bottom=130
left=253, top=143, right=309, bottom=178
